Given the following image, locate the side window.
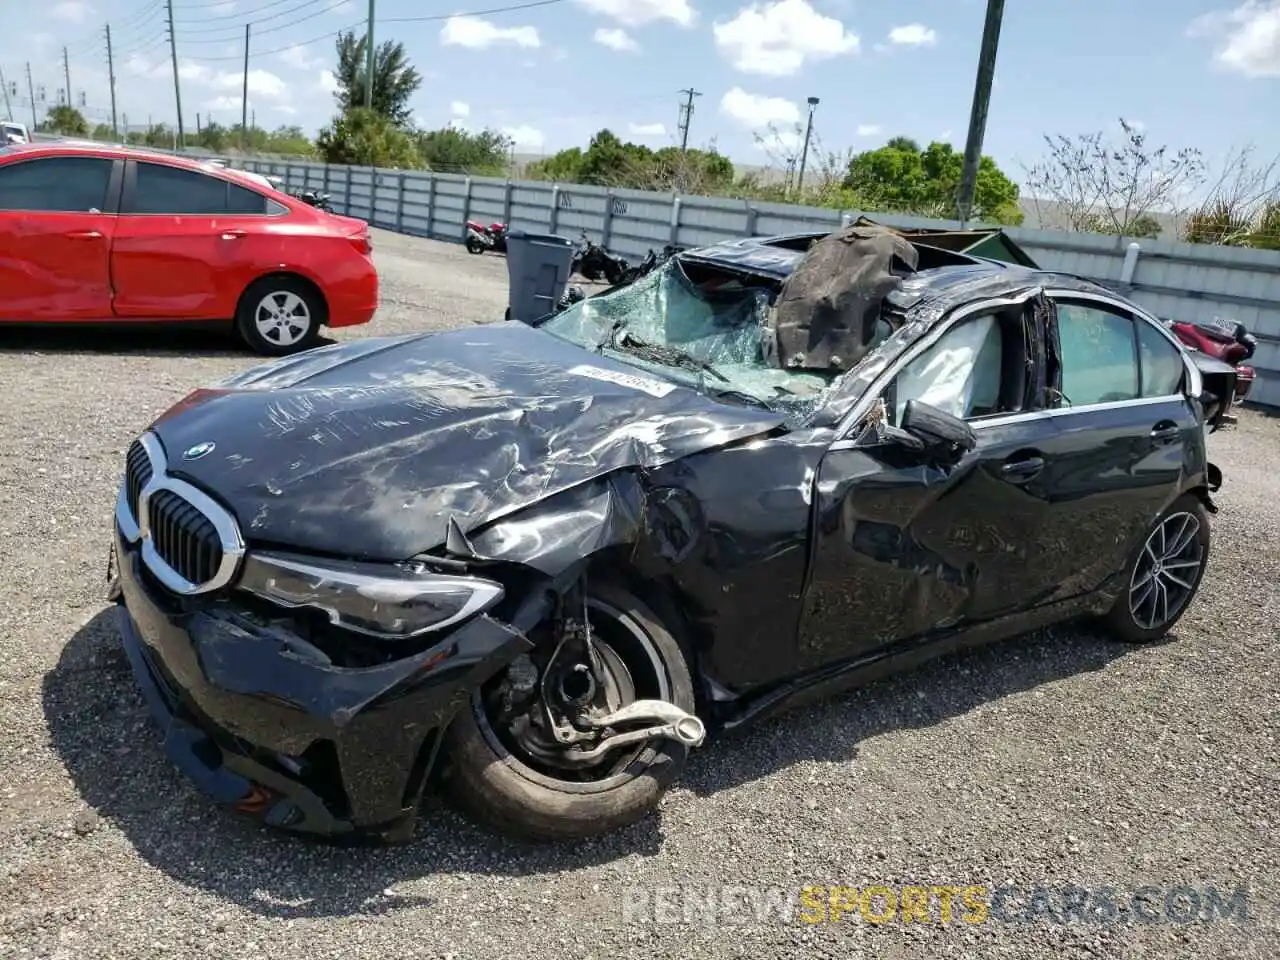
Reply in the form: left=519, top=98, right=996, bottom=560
left=1136, top=320, right=1185, bottom=396
left=1055, top=303, right=1139, bottom=405
left=226, top=182, right=270, bottom=215
left=131, top=163, right=268, bottom=215
left=888, top=313, right=1005, bottom=424
left=0, top=157, right=114, bottom=212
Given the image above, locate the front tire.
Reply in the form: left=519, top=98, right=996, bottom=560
left=1102, top=493, right=1211, bottom=643
left=442, top=581, right=696, bottom=842
left=235, top=276, right=323, bottom=356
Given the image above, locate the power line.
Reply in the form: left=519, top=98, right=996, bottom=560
left=181, top=0, right=568, bottom=61
left=174, top=0, right=349, bottom=42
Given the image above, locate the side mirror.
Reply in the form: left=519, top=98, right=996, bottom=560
left=897, top=400, right=977, bottom=461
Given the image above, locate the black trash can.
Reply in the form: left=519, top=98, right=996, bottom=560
left=504, top=230, right=574, bottom=324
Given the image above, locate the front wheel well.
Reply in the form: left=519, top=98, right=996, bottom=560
left=238, top=271, right=330, bottom=327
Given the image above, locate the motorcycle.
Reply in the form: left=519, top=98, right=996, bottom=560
left=621, top=244, right=683, bottom=284
left=294, top=189, right=334, bottom=213
left=1167, top=315, right=1257, bottom=404
left=570, top=230, right=630, bottom=286
left=466, top=220, right=508, bottom=255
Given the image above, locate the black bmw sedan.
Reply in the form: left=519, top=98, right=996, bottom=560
left=108, top=225, right=1231, bottom=843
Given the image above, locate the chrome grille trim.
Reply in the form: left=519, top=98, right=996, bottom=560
left=115, top=430, right=245, bottom=595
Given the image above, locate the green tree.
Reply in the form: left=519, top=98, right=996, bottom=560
left=316, top=107, right=422, bottom=168
left=332, top=31, right=422, bottom=127
left=526, top=147, right=585, bottom=182
left=525, top=128, right=736, bottom=192
left=90, top=122, right=115, bottom=141
left=843, top=138, right=1023, bottom=224
left=415, top=126, right=511, bottom=174
left=41, top=105, right=89, bottom=136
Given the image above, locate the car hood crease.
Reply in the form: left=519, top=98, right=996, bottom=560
left=150, top=322, right=785, bottom=560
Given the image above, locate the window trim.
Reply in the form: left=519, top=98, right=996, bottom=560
left=830, top=285, right=1203, bottom=450
left=1043, top=289, right=1200, bottom=405
left=120, top=158, right=285, bottom=217
left=0, top=154, right=124, bottom=214
left=832, top=288, right=1045, bottom=444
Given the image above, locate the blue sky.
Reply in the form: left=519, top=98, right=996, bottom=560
left=2, top=0, right=1278, bottom=178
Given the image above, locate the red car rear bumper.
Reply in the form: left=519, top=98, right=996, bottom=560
left=324, top=259, right=379, bottom=328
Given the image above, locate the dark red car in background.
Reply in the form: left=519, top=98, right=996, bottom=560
left=0, top=143, right=377, bottom=355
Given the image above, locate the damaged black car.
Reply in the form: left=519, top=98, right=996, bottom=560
left=109, top=225, right=1231, bottom=843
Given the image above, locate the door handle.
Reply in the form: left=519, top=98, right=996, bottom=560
left=1150, top=421, right=1181, bottom=444
left=1000, top=454, right=1045, bottom=483
left=67, top=230, right=103, bottom=239
left=220, top=230, right=246, bottom=240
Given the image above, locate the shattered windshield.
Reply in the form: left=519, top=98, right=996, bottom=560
left=538, top=258, right=836, bottom=422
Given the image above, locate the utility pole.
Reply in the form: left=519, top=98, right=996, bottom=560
left=363, top=0, right=375, bottom=109
left=795, top=96, right=819, bottom=196
left=676, top=87, right=701, bottom=152
left=956, top=0, right=1005, bottom=227
left=240, top=23, right=250, bottom=148
left=106, top=24, right=119, bottom=136
left=0, top=67, right=11, bottom=119
left=25, top=62, right=37, bottom=129
left=165, top=0, right=185, bottom=146
left=62, top=47, right=71, bottom=115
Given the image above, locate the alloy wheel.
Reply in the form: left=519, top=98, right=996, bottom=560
left=254, top=291, right=312, bottom=347
left=1128, top=511, right=1204, bottom=630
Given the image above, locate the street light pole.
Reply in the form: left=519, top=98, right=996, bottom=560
left=795, top=96, right=819, bottom=196
left=956, top=0, right=1005, bottom=227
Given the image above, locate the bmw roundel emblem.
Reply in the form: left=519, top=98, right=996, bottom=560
left=183, top=441, right=216, bottom=461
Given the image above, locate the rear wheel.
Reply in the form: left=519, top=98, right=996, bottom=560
left=442, top=581, right=697, bottom=842
left=235, top=275, right=324, bottom=356
left=465, top=234, right=486, bottom=254
left=1102, top=494, right=1210, bottom=643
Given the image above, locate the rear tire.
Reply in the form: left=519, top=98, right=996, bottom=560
left=465, top=235, right=486, bottom=255
left=235, top=275, right=324, bottom=356
left=442, top=581, right=696, bottom=842
left=1101, top=493, right=1210, bottom=643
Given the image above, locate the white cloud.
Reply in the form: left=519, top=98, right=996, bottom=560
left=629, top=121, right=666, bottom=136
left=1188, top=1, right=1280, bottom=77
left=714, top=0, right=859, bottom=76
left=887, top=23, right=937, bottom=47
left=450, top=100, right=471, bottom=117
left=318, top=70, right=339, bottom=94
left=574, top=0, right=695, bottom=27
left=856, top=123, right=881, bottom=136
left=329, top=0, right=356, bottom=12
left=593, top=27, right=640, bottom=51
left=207, top=0, right=236, bottom=13
left=440, top=15, right=541, bottom=49
left=503, top=124, right=545, bottom=149
left=279, top=45, right=323, bottom=70
left=127, top=56, right=289, bottom=102
left=938, top=128, right=953, bottom=141
left=720, top=87, right=800, bottom=128
left=51, top=1, right=92, bottom=23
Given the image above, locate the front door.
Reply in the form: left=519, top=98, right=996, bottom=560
left=0, top=155, right=121, bottom=321
left=797, top=294, right=1064, bottom=673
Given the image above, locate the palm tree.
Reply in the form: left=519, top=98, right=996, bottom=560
left=332, top=31, right=423, bottom=127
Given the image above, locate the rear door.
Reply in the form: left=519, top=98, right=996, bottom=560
left=0, top=154, right=122, bottom=321
left=1029, top=293, right=1198, bottom=596
left=111, top=159, right=290, bottom=320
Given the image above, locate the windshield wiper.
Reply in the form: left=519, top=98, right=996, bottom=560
left=606, top=328, right=730, bottom=383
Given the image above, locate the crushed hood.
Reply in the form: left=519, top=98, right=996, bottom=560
left=148, top=322, right=784, bottom=561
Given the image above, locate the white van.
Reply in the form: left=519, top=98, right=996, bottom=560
left=1, top=121, right=29, bottom=144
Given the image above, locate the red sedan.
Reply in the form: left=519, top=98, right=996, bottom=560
left=0, top=142, right=378, bottom=355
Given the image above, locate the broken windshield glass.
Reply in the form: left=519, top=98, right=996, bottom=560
left=538, top=259, right=835, bottom=421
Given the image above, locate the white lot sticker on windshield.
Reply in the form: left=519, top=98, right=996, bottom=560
left=568, top=364, right=677, bottom=398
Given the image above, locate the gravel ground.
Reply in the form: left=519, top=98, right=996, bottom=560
left=1, top=230, right=1276, bottom=959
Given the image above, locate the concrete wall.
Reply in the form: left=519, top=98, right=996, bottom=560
left=236, top=159, right=1280, bottom=407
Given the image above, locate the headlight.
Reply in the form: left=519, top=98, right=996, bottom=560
left=238, top=552, right=504, bottom=639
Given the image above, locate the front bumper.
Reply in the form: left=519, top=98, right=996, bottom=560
left=113, top=525, right=530, bottom=840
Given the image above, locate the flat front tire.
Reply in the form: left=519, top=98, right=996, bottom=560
left=1102, top=493, right=1211, bottom=643
left=442, top=582, right=696, bottom=842
left=235, top=276, right=323, bottom=356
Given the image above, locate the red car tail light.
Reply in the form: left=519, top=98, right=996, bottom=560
left=348, top=233, right=373, bottom=256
